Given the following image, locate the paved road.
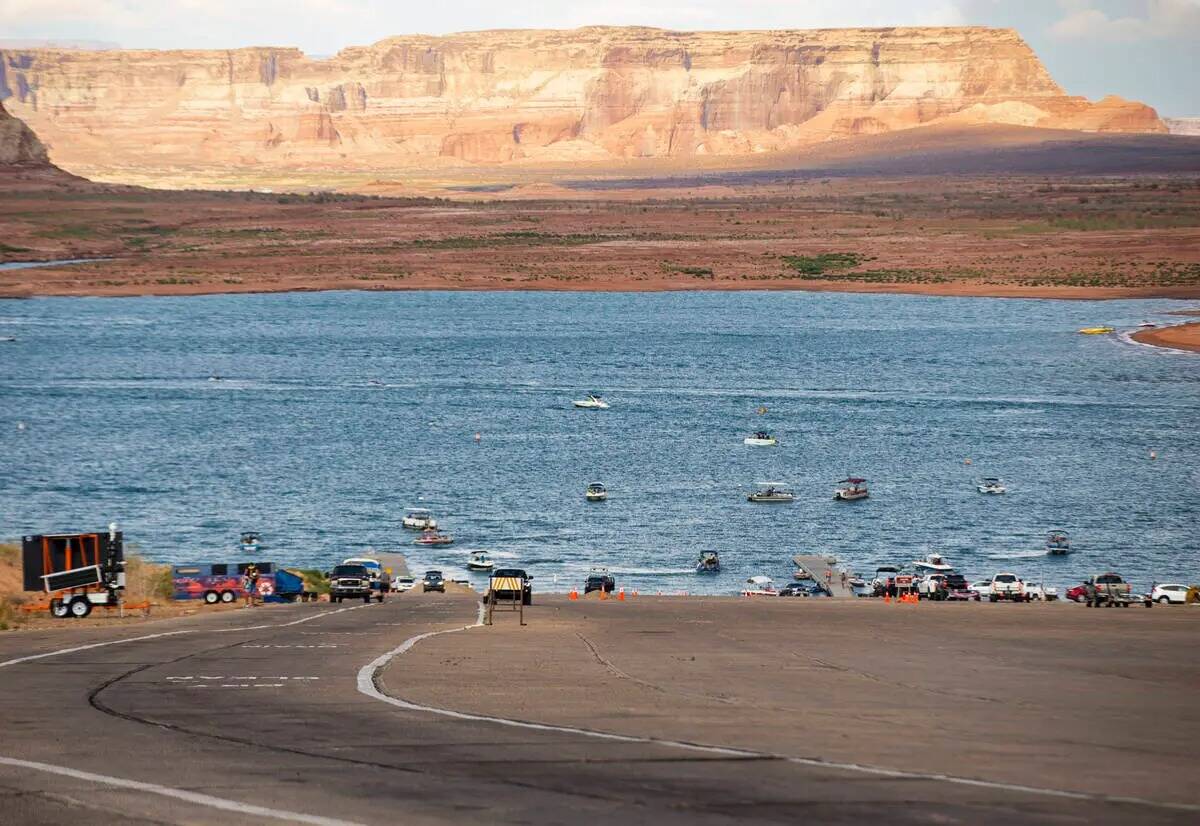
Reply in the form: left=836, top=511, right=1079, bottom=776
left=0, top=593, right=1191, bottom=825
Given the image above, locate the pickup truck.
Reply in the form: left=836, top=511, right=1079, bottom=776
left=327, top=564, right=375, bottom=604
left=919, top=573, right=978, bottom=601
left=342, top=557, right=389, bottom=601
left=988, top=572, right=1027, bottom=602
left=1083, top=572, right=1150, bottom=607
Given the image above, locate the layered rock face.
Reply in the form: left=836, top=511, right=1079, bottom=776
left=0, top=26, right=1166, bottom=182
left=0, top=100, right=49, bottom=165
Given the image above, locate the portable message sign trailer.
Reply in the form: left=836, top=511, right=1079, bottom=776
left=22, top=524, right=125, bottom=619
left=485, top=572, right=526, bottom=626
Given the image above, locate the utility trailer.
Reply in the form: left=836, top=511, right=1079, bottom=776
left=22, top=526, right=125, bottom=619
left=172, top=562, right=315, bottom=604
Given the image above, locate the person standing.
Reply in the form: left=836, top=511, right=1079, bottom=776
left=243, top=563, right=260, bottom=607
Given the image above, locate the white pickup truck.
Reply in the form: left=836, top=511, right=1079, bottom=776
left=988, top=572, right=1027, bottom=602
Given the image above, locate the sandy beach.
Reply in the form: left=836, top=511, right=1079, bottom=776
left=1132, top=320, right=1200, bottom=352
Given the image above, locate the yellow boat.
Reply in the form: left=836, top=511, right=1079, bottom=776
left=1078, top=326, right=1114, bottom=335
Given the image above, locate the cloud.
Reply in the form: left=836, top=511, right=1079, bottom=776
left=1049, top=0, right=1200, bottom=41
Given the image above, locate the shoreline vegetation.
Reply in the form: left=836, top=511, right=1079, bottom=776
left=2, top=170, right=1199, bottom=301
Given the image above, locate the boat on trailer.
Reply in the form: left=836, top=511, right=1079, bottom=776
left=742, top=575, right=777, bottom=597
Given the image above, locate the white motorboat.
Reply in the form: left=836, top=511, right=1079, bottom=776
left=239, top=531, right=261, bottom=554
left=743, top=431, right=778, bottom=447
left=871, top=565, right=901, bottom=592
left=977, top=477, right=1007, bottom=495
left=466, top=551, right=494, bottom=571
left=742, top=575, right=777, bottom=596
left=1046, top=530, right=1072, bottom=556
left=573, top=394, right=610, bottom=410
left=402, top=507, right=438, bottom=531
left=748, top=482, right=795, bottom=503
left=585, top=482, right=608, bottom=502
left=696, top=551, right=721, bottom=574
left=912, top=553, right=954, bottom=573
left=834, top=477, right=869, bottom=501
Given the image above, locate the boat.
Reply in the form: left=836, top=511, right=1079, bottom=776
left=792, top=566, right=814, bottom=581
left=0, top=336, right=15, bottom=342
left=695, top=551, right=721, bottom=574
left=414, top=529, right=454, bottom=547
left=585, top=482, right=608, bottom=502
left=912, top=553, right=954, bottom=573
left=977, top=477, right=1007, bottom=495
left=466, top=551, right=494, bottom=571
left=1137, top=321, right=1157, bottom=329
left=834, top=477, right=869, bottom=501
left=402, top=507, right=438, bottom=531
left=1078, top=326, right=1114, bottom=335
left=871, top=565, right=901, bottom=591
left=573, top=394, right=610, bottom=410
left=742, top=575, right=778, bottom=597
left=1046, top=530, right=1072, bottom=556
left=239, top=532, right=261, bottom=553
left=743, top=431, right=778, bottom=447
left=747, top=482, right=795, bottom=503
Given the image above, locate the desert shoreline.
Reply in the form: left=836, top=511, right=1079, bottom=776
left=1131, top=320, right=1200, bottom=353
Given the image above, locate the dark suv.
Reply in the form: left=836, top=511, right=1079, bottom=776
left=584, top=572, right=615, bottom=595
left=422, top=570, right=445, bottom=593
left=490, top=568, right=532, bottom=605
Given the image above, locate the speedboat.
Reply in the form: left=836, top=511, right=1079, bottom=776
left=696, top=551, right=721, bottom=574
left=792, top=566, right=814, bottom=581
left=742, top=575, right=777, bottom=597
left=1078, top=326, right=1114, bottom=335
left=977, top=477, right=1007, bottom=494
left=912, top=553, right=954, bottom=573
left=743, top=431, right=778, bottom=447
left=239, top=532, right=261, bottom=553
left=573, top=394, right=610, bottom=410
left=834, top=477, right=869, bottom=501
left=402, top=507, right=438, bottom=531
left=1046, top=530, right=1071, bottom=556
left=748, top=483, right=795, bottom=503
left=413, top=529, right=454, bottom=547
left=466, top=551, right=494, bottom=571
left=1137, top=321, right=1157, bottom=329
left=585, top=482, right=608, bottom=502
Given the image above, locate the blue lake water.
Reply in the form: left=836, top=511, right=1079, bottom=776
left=1, top=290, right=1197, bottom=594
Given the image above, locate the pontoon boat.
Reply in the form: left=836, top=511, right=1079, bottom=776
left=696, top=551, right=721, bottom=573
left=585, top=482, right=608, bottom=502
left=977, top=477, right=1007, bottom=494
left=466, top=551, right=494, bottom=571
left=1046, top=530, right=1071, bottom=556
left=413, top=529, right=454, bottom=547
left=239, top=532, right=261, bottom=553
left=834, top=477, right=869, bottom=501
left=573, top=394, right=610, bottom=409
left=748, top=483, right=795, bottom=503
left=742, top=575, right=778, bottom=596
left=743, top=431, right=778, bottom=446
left=871, top=565, right=901, bottom=591
left=402, top=507, right=438, bottom=531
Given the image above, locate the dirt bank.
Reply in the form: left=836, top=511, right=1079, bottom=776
left=1132, top=321, right=1200, bottom=352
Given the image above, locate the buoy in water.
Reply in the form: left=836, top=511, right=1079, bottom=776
left=474, top=432, right=482, bottom=442
left=964, top=457, right=972, bottom=465
left=757, top=405, right=768, bottom=415
left=1150, top=450, right=1157, bottom=460
left=16, top=421, right=27, bottom=431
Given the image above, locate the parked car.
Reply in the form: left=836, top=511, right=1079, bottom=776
left=391, top=575, right=415, bottom=592
left=971, top=579, right=993, bottom=599
left=490, top=567, right=532, bottom=605
left=584, top=571, right=616, bottom=594
left=1066, top=583, right=1089, bottom=603
left=422, top=570, right=445, bottom=593
left=1151, top=583, right=1190, bottom=605
left=1022, top=582, right=1049, bottom=601
left=989, top=572, right=1027, bottom=602
left=943, top=573, right=979, bottom=601
left=779, top=581, right=829, bottom=597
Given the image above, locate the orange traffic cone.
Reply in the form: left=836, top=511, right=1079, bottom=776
left=884, top=594, right=891, bottom=604
left=599, top=590, right=607, bottom=601
left=618, top=589, right=625, bottom=601
left=569, top=588, right=578, bottom=601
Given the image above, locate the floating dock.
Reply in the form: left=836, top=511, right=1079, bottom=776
left=791, top=554, right=856, bottom=598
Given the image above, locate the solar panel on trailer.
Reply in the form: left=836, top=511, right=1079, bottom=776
left=43, top=565, right=103, bottom=592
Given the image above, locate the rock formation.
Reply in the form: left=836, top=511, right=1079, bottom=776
left=0, top=26, right=1167, bottom=184
left=0, top=99, right=49, bottom=165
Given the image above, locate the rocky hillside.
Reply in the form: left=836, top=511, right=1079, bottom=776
left=0, top=99, right=49, bottom=165
left=0, top=26, right=1166, bottom=184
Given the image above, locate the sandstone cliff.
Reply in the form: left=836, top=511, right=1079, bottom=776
left=0, top=26, right=1166, bottom=184
left=0, top=99, right=49, bottom=165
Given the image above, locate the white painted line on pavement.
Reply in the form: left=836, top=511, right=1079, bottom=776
left=0, top=755, right=364, bottom=826
left=357, top=600, right=1200, bottom=815
left=0, top=604, right=368, bottom=670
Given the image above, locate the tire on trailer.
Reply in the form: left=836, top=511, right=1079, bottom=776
left=69, top=598, right=92, bottom=618
left=51, top=599, right=70, bottom=619
left=203, top=591, right=220, bottom=605
left=220, top=591, right=236, bottom=604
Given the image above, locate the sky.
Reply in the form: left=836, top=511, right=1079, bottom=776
left=1, top=0, right=1197, bottom=116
